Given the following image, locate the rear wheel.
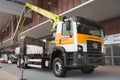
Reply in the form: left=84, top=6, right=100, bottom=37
left=16, top=57, right=28, bottom=69
left=81, top=67, right=94, bottom=74
left=16, top=58, right=20, bottom=68
left=22, top=62, right=28, bottom=69
left=52, top=58, right=67, bottom=77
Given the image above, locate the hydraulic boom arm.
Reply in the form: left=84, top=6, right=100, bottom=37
left=25, top=3, right=63, bottom=30
left=12, top=2, right=63, bottom=44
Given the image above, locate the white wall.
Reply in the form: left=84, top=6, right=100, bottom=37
left=0, top=0, right=32, bottom=15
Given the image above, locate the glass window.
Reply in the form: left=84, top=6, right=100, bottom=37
left=62, top=21, right=73, bottom=36
left=105, top=44, right=120, bottom=66
left=105, top=45, right=111, bottom=56
left=113, top=44, right=120, bottom=56
left=114, top=57, right=120, bottom=66
left=105, top=57, right=112, bottom=65
left=77, top=23, right=103, bottom=37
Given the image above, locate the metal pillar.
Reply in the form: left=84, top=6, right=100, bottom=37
left=11, top=14, right=14, bottom=38
left=12, top=6, right=26, bottom=44
left=111, top=45, right=114, bottom=66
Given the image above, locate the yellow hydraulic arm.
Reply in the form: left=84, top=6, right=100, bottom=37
left=12, top=3, right=63, bottom=44
left=26, top=3, right=63, bottom=30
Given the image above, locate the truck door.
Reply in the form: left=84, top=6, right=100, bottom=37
left=60, top=22, right=74, bottom=44
left=56, top=21, right=75, bottom=52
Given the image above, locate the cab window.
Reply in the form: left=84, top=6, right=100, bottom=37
left=62, top=21, right=73, bottom=36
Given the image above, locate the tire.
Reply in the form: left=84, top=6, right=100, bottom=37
left=16, top=57, right=28, bottom=69
left=22, top=62, right=28, bottom=69
left=52, top=58, right=67, bottom=77
left=41, top=59, right=46, bottom=68
left=16, top=58, right=20, bottom=68
left=22, top=57, right=28, bottom=69
left=81, top=67, right=94, bottom=74
left=10, top=58, right=14, bottom=64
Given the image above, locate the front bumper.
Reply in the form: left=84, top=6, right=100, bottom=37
left=65, top=52, right=105, bottom=68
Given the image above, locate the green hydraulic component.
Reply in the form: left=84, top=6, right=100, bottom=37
left=12, top=2, right=63, bottom=44
left=25, top=3, right=63, bottom=30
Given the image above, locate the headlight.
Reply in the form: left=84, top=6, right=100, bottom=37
left=78, top=46, right=82, bottom=50
left=78, top=45, right=83, bottom=51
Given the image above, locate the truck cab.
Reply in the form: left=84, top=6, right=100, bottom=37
left=53, top=16, right=105, bottom=76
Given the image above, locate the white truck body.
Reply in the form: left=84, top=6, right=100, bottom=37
left=15, top=45, right=43, bottom=55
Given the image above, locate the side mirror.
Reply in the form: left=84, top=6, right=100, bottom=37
left=66, top=20, right=71, bottom=31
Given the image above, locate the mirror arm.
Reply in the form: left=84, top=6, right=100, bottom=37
left=68, top=31, right=72, bottom=38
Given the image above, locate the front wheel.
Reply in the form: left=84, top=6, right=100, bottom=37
left=81, top=67, right=94, bottom=74
left=52, top=58, right=67, bottom=77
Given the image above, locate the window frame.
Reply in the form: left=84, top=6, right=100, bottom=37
left=61, top=21, right=73, bottom=36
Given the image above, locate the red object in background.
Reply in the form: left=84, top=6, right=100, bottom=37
left=0, top=58, right=6, bottom=63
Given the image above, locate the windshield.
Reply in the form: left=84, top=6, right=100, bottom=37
left=77, top=23, right=103, bottom=37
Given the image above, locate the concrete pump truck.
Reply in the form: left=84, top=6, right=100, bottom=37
left=13, top=2, right=105, bottom=77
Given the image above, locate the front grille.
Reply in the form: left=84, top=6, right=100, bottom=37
left=87, top=40, right=102, bottom=63
left=87, top=40, right=101, bottom=53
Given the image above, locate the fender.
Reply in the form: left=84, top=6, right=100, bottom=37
left=49, top=46, right=66, bottom=69
left=53, top=46, right=66, bottom=53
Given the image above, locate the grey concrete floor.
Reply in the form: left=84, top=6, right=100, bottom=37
left=0, top=63, right=120, bottom=80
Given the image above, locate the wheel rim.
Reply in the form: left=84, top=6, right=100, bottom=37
left=54, top=61, right=62, bottom=74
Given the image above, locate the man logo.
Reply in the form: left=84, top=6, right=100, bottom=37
left=92, top=43, right=98, bottom=49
